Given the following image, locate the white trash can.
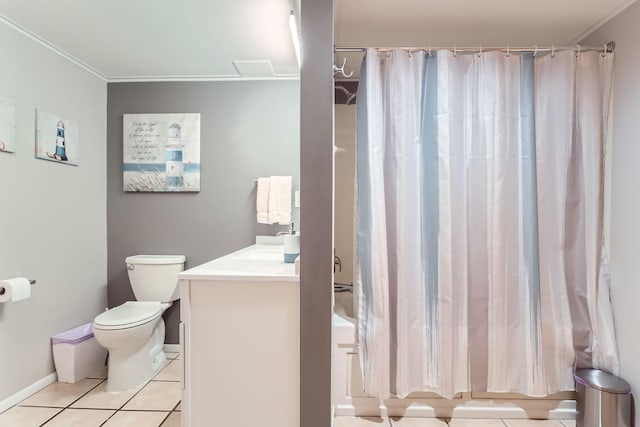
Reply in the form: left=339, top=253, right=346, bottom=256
left=51, top=323, right=107, bottom=383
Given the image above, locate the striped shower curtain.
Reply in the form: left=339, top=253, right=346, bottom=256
left=355, top=48, right=619, bottom=399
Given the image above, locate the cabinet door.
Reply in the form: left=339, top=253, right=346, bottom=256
left=189, top=280, right=298, bottom=427
left=179, top=321, right=186, bottom=391
left=179, top=280, right=191, bottom=427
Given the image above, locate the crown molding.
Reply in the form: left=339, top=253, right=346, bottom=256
left=568, top=0, right=638, bottom=44
left=1, top=13, right=300, bottom=83
left=107, top=75, right=300, bottom=83
left=0, top=12, right=108, bottom=81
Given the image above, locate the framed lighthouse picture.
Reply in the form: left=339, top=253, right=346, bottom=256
left=123, top=113, right=200, bottom=192
left=0, top=96, right=16, bottom=154
left=35, top=109, right=79, bottom=166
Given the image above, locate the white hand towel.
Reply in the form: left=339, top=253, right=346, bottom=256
left=268, top=176, right=292, bottom=224
left=256, top=177, right=271, bottom=224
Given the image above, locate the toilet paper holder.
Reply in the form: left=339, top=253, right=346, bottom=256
left=0, top=279, right=35, bottom=295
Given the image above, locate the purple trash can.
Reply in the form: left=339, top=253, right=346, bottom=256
left=51, top=323, right=107, bottom=383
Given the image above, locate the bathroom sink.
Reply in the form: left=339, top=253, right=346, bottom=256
left=232, top=250, right=283, bottom=261
left=180, top=243, right=297, bottom=282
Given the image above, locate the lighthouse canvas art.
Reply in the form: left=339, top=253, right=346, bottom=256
left=35, top=109, right=79, bottom=166
left=0, top=96, right=16, bottom=154
left=123, top=113, right=200, bottom=192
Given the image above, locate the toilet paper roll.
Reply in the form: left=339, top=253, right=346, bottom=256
left=0, top=277, right=31, bottom=303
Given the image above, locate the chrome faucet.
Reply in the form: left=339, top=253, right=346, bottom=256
left=276, top=223, right=296, bottom=236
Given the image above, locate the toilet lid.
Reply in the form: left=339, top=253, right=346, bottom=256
left=94, top=301, right=162, bottom=328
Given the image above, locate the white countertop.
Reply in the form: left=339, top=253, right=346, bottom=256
left=178, top=242, right=299, bottom=282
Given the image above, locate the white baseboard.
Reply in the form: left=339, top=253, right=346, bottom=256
left=163, top=344, right=180, bottom=353
left=335, top=399, right=576, bottom=419
left=0, top=373, right=57, bottom=414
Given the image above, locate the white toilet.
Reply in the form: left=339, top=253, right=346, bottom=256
left=93, top=254, right=185, bottom=392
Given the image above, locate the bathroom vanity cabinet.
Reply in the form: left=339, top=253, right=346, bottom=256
left=178, top=240, right=299, bottom=427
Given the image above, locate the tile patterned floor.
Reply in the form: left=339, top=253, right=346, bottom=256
left=0, top=351, right=181, bottom=427
left=0, top=349, right=577, bottom=427
left=336, top=418, right=576, bottom=427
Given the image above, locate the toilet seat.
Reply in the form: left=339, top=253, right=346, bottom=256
left=94, top=301, right=162, bottom=330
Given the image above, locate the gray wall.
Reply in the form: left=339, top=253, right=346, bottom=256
left=107, top=81, right=299, bottom=344
left=0, top=22, right=107, bottom=403
left=300, top=0, right=334, bottom=425
left=582, top=2, right=640, bottom=416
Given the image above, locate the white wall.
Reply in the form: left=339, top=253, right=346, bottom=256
left=334, top=105, right=356, bottom=320
left=0, top=21, right=107, bottom=403
left=334, top=105, right=356, bottom=286
left=581, top=1, right=640, bottom=416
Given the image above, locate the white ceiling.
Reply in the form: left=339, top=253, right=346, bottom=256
left=335, top=0, right=635, bottom=47
left=0, top=0, right=301, bottom=81
left=0, top=0, right=635, bottom=82
left=335, top=0, right=636, bottom=79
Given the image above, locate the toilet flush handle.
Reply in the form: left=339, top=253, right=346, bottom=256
left=127, top=264, right=135, bottom=270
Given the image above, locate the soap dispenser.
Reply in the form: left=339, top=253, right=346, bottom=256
left=283, top=223, right=300, bottom=263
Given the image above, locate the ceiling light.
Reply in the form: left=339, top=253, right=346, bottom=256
left=289, top=10, right=301, bottom=68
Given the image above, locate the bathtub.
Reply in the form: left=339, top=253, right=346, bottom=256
left=331, top=299, right=576, bottom=420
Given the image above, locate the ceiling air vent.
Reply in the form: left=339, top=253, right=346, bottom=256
left=232, top=60, right=275, bottom=78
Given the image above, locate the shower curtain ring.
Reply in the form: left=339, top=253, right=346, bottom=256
left=551, top=45, right=555, bottom=57
left=576, top=45, right=581, bottom=57
left=428, top=47, right=432, bottom=57
left=505, top=46, right=510, bottom=57
left=478, top=46, right=482, bottom=58
left=602, top=44, right=608, bottom=57
left=533, top=45, right=538, bottom=57
left=453, top=46, right=457, bottom=57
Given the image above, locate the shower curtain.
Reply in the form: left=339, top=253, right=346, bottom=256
left=356, top=48, right=619, bottom=399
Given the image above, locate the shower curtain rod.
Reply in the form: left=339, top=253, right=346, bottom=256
left=335, top=41, right=616, bottom=54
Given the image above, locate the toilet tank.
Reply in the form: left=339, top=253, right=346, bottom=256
left=126, top=255, right=186, bottom=302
